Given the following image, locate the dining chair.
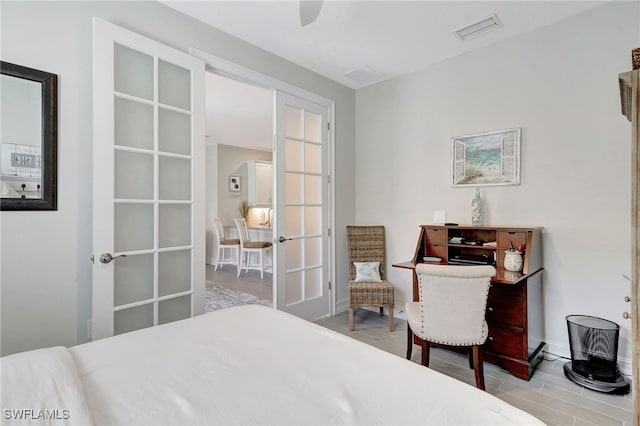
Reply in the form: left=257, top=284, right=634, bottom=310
left=211, top=217, right=240, bottom=274
left=406, top=263, right=496, bottom=390
left=234, top=217, right=272, bottom=279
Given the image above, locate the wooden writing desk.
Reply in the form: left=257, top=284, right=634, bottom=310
left=393, top=225, right=545, bottom=380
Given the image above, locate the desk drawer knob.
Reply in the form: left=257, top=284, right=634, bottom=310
left=487, top=307, right=494, bottom=312
left=488, top=336, right=494, bottom=341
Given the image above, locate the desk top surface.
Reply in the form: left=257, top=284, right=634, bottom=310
left=392, top=260, right=542, bottom=285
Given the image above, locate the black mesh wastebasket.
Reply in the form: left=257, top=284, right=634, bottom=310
left=564, top=315, right=630, bottom=394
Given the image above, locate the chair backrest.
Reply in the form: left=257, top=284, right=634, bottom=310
left=234, top=217, right=250, bottom=247
left=212, top=217, right=226, bottom=243
left=346, top=226, right=386, bottom=280
left=415, top=263, right=495, bottom=345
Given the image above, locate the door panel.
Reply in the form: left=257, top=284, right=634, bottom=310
left=92, top=18, right=205, bottom=339
left=275, top=92, right=329, bottom=319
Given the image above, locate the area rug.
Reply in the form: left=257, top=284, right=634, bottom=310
left=205, top=281, right=272, bottom=312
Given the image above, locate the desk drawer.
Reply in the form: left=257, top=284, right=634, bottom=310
left=424, top=227, right=446, bottom=245
left=486, top=296, right=524, bottom=328
left=497, top=231, right=527, bottom=250
left=485, top=326, right=525, bottom=359
left=425, top=244, right=446, bottom=259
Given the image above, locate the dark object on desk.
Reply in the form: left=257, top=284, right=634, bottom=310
left=444, top=222, right=458, bottom=226
left=449, top=254, right=494, bottom=265
left=564, top=315, right=630, bottom=395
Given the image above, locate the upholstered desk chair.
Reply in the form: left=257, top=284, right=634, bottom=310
left=406, top=263, right=496, bottom=391
left=346, top=225, right=395, bottom=331
left=212, top=217, right=240, bottom=274
left=234, top=217, right=272, bottom=279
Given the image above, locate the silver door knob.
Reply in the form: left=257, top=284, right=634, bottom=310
left=278, top=236, right=292, bottom=243
left=99, top=252, right=127, bottom=264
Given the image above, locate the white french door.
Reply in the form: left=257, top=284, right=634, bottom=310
left=92, top=18, right=205, bottom=339
left=274, top=92, right=330, bottom=320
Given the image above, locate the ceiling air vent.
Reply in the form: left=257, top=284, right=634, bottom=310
left=455, top=14, right=503, bottom=41
left=344, top=66, right=382, bottom=84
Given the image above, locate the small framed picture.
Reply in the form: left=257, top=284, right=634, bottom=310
left=229, top=175, right=241, bottom=192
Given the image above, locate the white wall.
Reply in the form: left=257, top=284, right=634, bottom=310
left=355, top=1, right=638, bottom=367
left=0, top=1, right=356, bottom=356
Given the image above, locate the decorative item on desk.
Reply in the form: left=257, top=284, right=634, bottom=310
left=471, top=187, right=485, bottom=226
left=504, top=244, right=524, bottom=272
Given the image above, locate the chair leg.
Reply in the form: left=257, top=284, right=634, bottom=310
left=388, top=307, right=394, bottom=331
left=349, top=308, right=354, bottom=331
left=379, top=307, right=384, bottom=316
left=215, top=245, right=221, bottom=271
left=468, top=348, right=474, bottom=369
left=235, top=247, right=240, bottom=276
left=237, top=251, right=242, bottom=277
left=406, top=326, right=413, bottom=360
left=421, top=339, right=430, bottom=367
left=472, top=345, right=486, bottom=391
left=259, top=250, right=264, bottom=279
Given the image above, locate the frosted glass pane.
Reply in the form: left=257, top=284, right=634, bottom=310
left=158, top=60, right=191, bottom=110
left=285, top=139, right=303, bottom=172
left=114, top=98, right=153, bottom=149
left=285, top=173, right=303, bottom=204
left=305, top=174, right=322, bottom=204
left=159, top=295, right=191, bottom=325
left=304, top=111, right=321, bottom=143
left=115, top=150, right=153, bottom=199
left=285, top=105, right=302, bottom=139
left=114, top=303, right=153, bottom=335
left=305, top=268, right=322, bottom=300
left=159, top=108, right=191, bottom=155
left=305, top=237, right=322, bottom=268
left=285, top=206, right=303, bottom=237
left=285, top=271, right=303, bottom=305
left=305, top=143, right=321, bottom=174
left=159, top=156, right=190, bottom=200
left=159, top=204, right=191, bottom=248
left=285, top=238, right=303, bottom=271
left=304, top=206, right=321, bottom=235
left=114, top=254, right=154, bottom=306
left=114, top=43, right=153, bottom=100
left=115, top=204, right=154, bottom=252
left=159, top=250, right=191, bottom=296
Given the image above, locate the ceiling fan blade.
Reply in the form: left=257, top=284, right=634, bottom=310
left=300, top=0, right=323, bottom=27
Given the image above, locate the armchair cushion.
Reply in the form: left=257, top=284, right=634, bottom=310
left=354, top=261, right=382, bottom=282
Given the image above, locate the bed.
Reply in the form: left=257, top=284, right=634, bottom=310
left=2, top=305, right=544, bottom=425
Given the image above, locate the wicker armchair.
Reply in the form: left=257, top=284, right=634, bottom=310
left=346, top=226, right=394, bottom=331
left=406, top=263, right=495, bottom=391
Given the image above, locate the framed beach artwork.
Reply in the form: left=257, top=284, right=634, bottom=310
left=451, top=128, right=521, bottom=187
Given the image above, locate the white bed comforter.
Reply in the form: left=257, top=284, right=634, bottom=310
left=3, top=305, right=545, bottom=425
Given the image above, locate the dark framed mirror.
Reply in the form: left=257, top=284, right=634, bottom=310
left=1, top=61, right=57, bottom=210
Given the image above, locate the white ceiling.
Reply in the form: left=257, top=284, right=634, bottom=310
left=187, top=1, right=608, bottom=151
left=162, top=0, right=607, bottom=90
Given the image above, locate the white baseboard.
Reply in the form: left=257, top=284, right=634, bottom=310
left=336, top=298, right=348, bottom=313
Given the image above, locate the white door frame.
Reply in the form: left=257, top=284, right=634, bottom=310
left=191, top=48, right=336, bottom=316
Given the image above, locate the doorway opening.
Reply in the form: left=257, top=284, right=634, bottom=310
left=205, top=72, right=274, bottom=310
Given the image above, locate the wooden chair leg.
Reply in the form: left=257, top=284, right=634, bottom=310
left=349, top=308, right=354, bottom=331
left=406, top=326, right=413, bottom=360
left=468, top=348, right=474, bottom=369
left=421, top=339, right=430, bottom=367
left=472, top=345, right=486, bottom=391
left=259, top=250, right=264, bottom=279
left=388, top=307, right=394, bottom=331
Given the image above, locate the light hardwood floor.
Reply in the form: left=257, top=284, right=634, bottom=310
left=206, top=264, right=273, bottom=301
left=205, top=268, right=633, bottom=425
left=315, top=309, right=634, bottom=426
